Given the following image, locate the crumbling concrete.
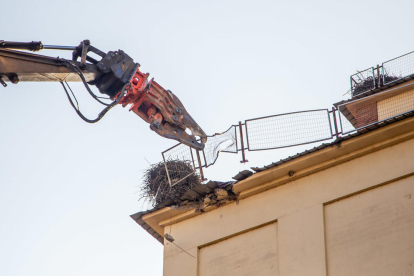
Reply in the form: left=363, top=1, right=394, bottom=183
left=170, top=184, right=238, bottom=212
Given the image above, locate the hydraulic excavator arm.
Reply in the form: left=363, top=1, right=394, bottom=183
left=0, top=40, right=207, bottom=150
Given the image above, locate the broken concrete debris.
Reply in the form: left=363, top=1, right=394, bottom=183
left=214, top=188, right=228, bottom=200
left=170, top=182, right=238, bottom=212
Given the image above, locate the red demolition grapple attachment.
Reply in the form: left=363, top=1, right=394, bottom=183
left=118, top=68, right=207, bottom=150
left=0, top=40, right=207, bottom=150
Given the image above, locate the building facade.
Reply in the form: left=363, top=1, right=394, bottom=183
left=132, top=82, right=414, bottom=276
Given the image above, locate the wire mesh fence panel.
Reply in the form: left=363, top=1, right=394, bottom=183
left=339, top=83, right=414, bottom=134
left=245, top=109, right=333, bottom=151
left=350, top=67, right=376, bottom=97
left=162, top=143, right=196, bottom=187
left=338, top=107, right=358, bottom=135
left=203, top=126, right=238, bottom=167
left=382, top=51, right=414, bottom=86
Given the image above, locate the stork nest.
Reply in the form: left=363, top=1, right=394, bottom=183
left=353, top=74, right=400, bottom=96
left=140, top=160, right=201, bottom=207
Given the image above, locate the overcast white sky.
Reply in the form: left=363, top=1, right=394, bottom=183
left=2, top=0, right=414, bottom=275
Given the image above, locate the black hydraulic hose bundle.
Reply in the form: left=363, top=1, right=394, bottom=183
left=60, top=60, right=127, bottom=124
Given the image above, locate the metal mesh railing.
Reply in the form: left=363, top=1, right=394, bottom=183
left=382, top=51, right=414, bottom=86
left=339, top=82, right=414, bottom=134
left=160, top=80, right=414, bottom=183
left=162, top=143, right=196, bottom=187
left=350, top=67, right=376, bottom=97
left=349, top=50, right=414, bottom=97
left=245, top=109, right=333, bottom=151
left=203, top=126, right=238, bottom=167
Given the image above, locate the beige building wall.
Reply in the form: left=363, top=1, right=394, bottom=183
left=325, top=176, right=414, bottom=276
left=138, top=115, right=414, bottom=276
left=378, top=89, right=414, bottom=121
left=199, top=222, right=278, bottom=276
left=159, top=133, right=414, bottom=275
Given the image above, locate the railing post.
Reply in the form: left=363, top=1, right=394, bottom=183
left=196, top=150, right=205, bottom=181
left=376, top=64, right=381, bottom=88
left=202, top=150, right=208, bottom=168
left=332, top=107, right=339, bottom=139
left=350, top=75, right=354, bottom=97
left=239, top=121, right=248, bottom=163
left=162, top=153, right=172, bottom=186
left=190, top=148, right=196, bottom=170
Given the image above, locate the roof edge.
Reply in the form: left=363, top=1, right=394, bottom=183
left=233, top=116, right=414, bottom=195
left=132, top=115, right=414, bottom=242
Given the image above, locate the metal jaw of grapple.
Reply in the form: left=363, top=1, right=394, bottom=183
left=118, top=68, right=207, bottom=150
